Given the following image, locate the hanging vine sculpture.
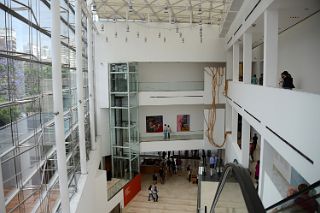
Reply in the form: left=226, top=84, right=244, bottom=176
left=204, top=66, right=231, bottom=148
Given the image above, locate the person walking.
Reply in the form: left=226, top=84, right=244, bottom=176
left=148, top=185, right=154, bottom=201
left=152, top=185, right=158, bottom=202
left=251, top=74, right=257, bottom=84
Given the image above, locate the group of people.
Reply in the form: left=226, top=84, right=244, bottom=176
left=251, top=70, right=295, bottom=90
left=251, top=73, right=263, bottom=85
left=163, top=124, right=172, bottom=140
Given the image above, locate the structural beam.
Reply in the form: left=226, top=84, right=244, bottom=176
left=76, top=0, right=87, bottom=174
left=51, top=1, right=70, bottom=212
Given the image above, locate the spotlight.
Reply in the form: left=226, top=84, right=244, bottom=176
left=164, top=6, right=168, bottom=13
left=128, top=4, right=133, bottom=12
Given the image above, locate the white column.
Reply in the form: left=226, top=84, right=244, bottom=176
left=263, top=9, right=278, bottom=87
left=232, top=42, right=240, bottom=82
left=87, top=16, right=96, bottom=150
left=226, top=49, right=233, bottom=80
left=76, top=0, right=87, bottom=174
left=0, top=160, right=6, bottom=213
left=243, top=32, right=252, bottom=84
left=241, top=118, right=250, bottom=168
left=225, top=102, right=232, bottom=131
left=231, top=108, right=238, bottom=142
left=51, top=1, right=70, bottom=212
left=258, top=137, right=266, bottom=197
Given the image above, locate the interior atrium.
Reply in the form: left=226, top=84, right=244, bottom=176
left=0, top=0, right=319, bottom=212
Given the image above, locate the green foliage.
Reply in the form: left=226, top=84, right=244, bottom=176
left=0, top=97, right=21, bottom=127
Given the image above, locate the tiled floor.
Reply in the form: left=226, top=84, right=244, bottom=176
left=123, top=172, right=198, bottom=213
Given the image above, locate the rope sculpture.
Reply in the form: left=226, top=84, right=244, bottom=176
left=204, top=66, right=230, bottom=148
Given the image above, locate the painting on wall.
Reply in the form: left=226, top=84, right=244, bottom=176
left=177, top=114, right=190, bottom=132
left=146, top=116, right=163, bottom=133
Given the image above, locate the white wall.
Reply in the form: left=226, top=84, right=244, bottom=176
left=138, top=62, right=208, bottom=83
left=71, top=140, right=108, bottom=213
left=278, top=12, right=320, bottom=94
left=139, top=91, right=204, bottom=106
left=261, top=172, right=283, bottom=207
left=139, top=105, right=204, bottom=138
left=95, top=22, right=226, bottom=63
left=96, top=109, right=110, bottom=156
left=140, top=139, right=204, bottom=153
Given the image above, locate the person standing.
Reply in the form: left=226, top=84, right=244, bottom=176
left=280, top=71, right=295, bottom=89
left=209, top=155, right=216, bottom=176
left=167, top=125, right=172, bottom=139
left=163, top=124, right=168, bottom=140
left=251, top=74, right=257, bottom=84
left=255, top=160, right=260, bottom=191
left=250, top=133, right=258, bottom=161
left=259, top=74, right=263, bottom=85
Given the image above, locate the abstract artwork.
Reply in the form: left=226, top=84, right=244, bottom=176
left=146, top=116, right=163, bottom=133
left=177, top=114, right=190, bottom=132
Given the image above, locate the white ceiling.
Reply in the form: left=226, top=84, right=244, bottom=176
left=93, top=0, right=233, bottom=25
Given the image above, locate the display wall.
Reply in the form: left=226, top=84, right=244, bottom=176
left=139, top=105, right=204, bottom=138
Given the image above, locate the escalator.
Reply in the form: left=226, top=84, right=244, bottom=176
left=200, top=163, right=320, bottom=213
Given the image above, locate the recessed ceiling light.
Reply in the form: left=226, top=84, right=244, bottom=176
left=289, top=16, right=300, bottom=19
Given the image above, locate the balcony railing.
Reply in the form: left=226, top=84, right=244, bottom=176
left=140, top=130, right=204, bottom=142
left=139, top=81, right=204, bottom=91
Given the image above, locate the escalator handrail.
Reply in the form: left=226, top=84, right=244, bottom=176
left=265, top=180, right=320, bottom=211
left=210, top=163, right=265, bottom=213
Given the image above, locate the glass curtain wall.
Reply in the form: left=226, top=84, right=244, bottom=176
left=0, top=0, right=92, bottom=212
left=109, top=63, right=139, bottom=182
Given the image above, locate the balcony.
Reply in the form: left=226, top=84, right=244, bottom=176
left=227, top=81, right=320, bottom=183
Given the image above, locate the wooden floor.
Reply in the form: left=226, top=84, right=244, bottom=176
left=123, top=172, right=198, bottom=213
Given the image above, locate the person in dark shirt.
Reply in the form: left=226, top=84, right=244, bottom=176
left=280, top=71, right=295, bottom=89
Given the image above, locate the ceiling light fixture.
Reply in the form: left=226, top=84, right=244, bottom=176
left=164, top=5, right=169, bottom=14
